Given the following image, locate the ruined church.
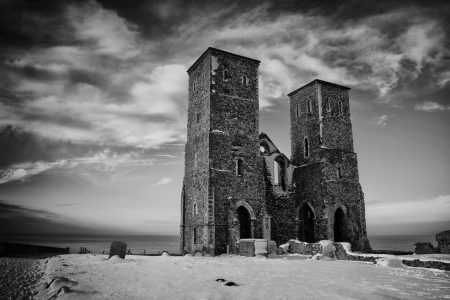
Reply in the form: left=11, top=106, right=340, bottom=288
left=180, top=47, right=371, bottom=255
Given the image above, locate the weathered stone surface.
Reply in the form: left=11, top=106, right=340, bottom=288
left=181, top=48, right=263, bottom=256
left=288, top=81, right=370, bottom=251
left=267, top=240, right=277, bottom=254
left=414, top=242, right=437, bottom=254
left=180, top=48, right=371, bottom=255
left=109, top=241, right=127, bottom=259
left=402, top=259, right=450, bottom=271
left=238, top=240, right=255, bottom=257
left=436, top=230, right=450, bottom=254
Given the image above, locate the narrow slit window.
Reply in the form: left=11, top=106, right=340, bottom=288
left=196, top=113, right=200, bottom=123
left=236, top=158, right=244, bottom=176
left=338, top=100, right=343, bottom=116
left=337, top=166, right=343, bottom=179
left=296, top=104, right=301, bottom=118
left=193, top=202, right=198, bottom=216
left=307, top=100, right=312, bottom=113
left=241, top=75, right=248, bottom=86
left=194, top=154, right=198, bottom=168
left=304, top=137, right=309, bottom=158
left=193, top=228, right=197, bottom=244
left=223, top=69, right=230, bottom=82
left=327, top=100, right=331, bottom=112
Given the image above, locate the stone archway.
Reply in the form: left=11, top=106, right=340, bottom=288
left=334, top=207, right=347, bottom=242
left=297, top=202, right=315, bottom=243
left=237, top=206, right=252, bottom=239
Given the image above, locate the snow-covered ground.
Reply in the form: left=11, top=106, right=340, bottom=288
left=35, top=254, right=450, bottom=300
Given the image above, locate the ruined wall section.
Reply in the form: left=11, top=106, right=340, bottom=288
left=183, top=52, right=211, bottom=254
left=208, top=49, right=264, bottom=254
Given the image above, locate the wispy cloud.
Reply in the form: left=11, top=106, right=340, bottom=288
left=155, top=177, right=172, bottom=186
left=0, top=150, right=155, bottom=185
left=415, top=101, right=450, bottom=112
left=369, top=114, right=396, bottom=127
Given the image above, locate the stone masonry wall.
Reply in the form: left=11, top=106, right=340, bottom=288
left=208, top=49, right=264, bottom=255
left=183, top=51, right=211, bottom=254
left=320, top=84, right=353, bottom=151
left=290, top=82, right=319, bottom=166
left=262, top=158, right=296, bottom=246
left=289, top=80, right=370, bottom=252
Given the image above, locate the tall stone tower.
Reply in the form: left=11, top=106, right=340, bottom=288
left=288, top=80, right=371, bottom=251
left=180, top=48, right=264, bottom=255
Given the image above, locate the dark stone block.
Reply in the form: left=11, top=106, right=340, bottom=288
left=414, top=242, right=436, bottom=254
left=109, top=241, right=127, bottom=259
left=436, top=230, right=450, bottom=254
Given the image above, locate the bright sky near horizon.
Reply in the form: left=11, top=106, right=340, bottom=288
left=0, top=0, right=449, bottom=236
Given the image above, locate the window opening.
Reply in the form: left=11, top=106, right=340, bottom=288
left=273, top=160, right=280, bottom=185
left=223, top=69, right=230, bottom=82
left=236, top=158, right=244, bottom=176
left=296, top=104, right=301, bottom=118
left=193, top=228, right=197, bottom=244
left=338, top=100, right=343, bottom=116
left=193, top=202, right=198, bottom=216
left=307, top=100, right=312, bottom=113
left=241, top=75, right=249, bottom=86
left=304, top=137, right=309, bottom=158
left=337, top=167, right=342, bottom=178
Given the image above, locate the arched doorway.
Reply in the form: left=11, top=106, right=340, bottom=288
left=334, top=208, right=347, bottom=242
left=298, top=203, right=315, bottom=243
left=237, top=206, right=251, bottom=239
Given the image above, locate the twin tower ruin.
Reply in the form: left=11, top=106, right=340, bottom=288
left=180, top=47, right=371, bottom=255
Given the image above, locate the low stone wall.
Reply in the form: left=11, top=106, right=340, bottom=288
left=402, top=259, right=450, bottom=271
left=281, top=240, right=450, bottom=271
left=0, top=241, right=69, bottom=257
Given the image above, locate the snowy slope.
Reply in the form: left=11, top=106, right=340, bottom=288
left=35, top=254, right=450, bottom=300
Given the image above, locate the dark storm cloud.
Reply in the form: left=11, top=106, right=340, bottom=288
left=0, top=200, right=59, bottom=220
left=0, top=0, right=448, bottom=164
left=0, top=199, right=120, bottom=234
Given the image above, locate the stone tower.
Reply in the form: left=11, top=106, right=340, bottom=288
left=288, top=80, right=371, bottom=251
left=180, top=48, right=264, bottom=255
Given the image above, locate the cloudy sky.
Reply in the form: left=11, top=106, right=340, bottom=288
left=0, top=0, right=449, bottom=236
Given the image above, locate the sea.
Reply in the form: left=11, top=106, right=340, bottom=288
left=0, top=234, right=437, bottom=255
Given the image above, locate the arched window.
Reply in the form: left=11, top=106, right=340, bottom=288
left=306, top=100, right=312, bottom=113
left=273, top=160, right=280, bottom=185
left=193, top=202, right=198, bottom=216
left=274, top=156, right=287, bottom=190
left=338, top=100, right=343, bottom=116
left=236, top=158, right=244, bottom=176
left=241, top=75, right=249, bottom=86
left=304, top=137, right=309, bottom=158
left=223, top=69, right=230, bottom=82
left=337, top=166, right=343, bottom=179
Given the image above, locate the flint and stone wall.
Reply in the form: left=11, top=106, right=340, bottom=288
left=289, top=80, right=370, bottom=251
left=182, top=48, right=263, bottom=255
